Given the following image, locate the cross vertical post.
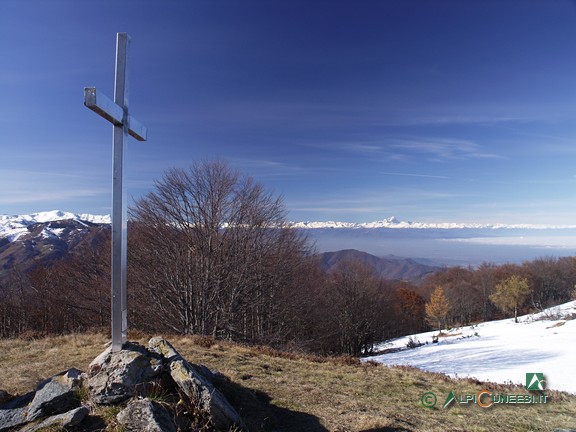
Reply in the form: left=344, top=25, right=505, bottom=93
left=112, top=33, right=129, bottom=353
left=84, top=33, right=147, bottom=352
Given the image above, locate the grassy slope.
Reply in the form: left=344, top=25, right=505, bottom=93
left=1, top=332, right=575, bottom=432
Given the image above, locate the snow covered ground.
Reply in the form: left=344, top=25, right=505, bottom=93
left=366, top=300, right=576, bottom=394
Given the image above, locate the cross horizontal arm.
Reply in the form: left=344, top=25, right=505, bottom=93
left=126, top=114, right=147, bottom=142
left=84, top=87, right=147, bottom=141
left=84, top=87, right=123, bottom=126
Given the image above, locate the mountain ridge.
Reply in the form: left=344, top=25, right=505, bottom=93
left=291, top=218, right=576, bottom=230
left=0, top=210, right=111, bottom=242
left=319, top=249, right=441, bottom=283
left=1, top=211, right=442, bottom=284
left=3, top=210, right=576, bottom=239
left=0, top=213, right=110, bottom=277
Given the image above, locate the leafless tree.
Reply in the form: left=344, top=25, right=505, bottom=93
left=129, top=161, right=314, bottom=344
left=0, top=265, right=31, bottom=337
left=320, top=259, right=390, bottom=355
left=523, top=256, right=576, bottom=309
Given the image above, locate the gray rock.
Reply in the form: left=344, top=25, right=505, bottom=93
left=148, top=336, right=247, bottom=431
left=117, top=399, right=176, bottom=432
left=0, top=369, right=83, bottom=431
left=88, top=342, right=163, bottom=404
left=17, top=405, right=89, bottom=432
left=0, top=404, right=26, bottom=431
left=191, top=363, right=218, bottom=383
left=27, top=368, right=84, bottom=421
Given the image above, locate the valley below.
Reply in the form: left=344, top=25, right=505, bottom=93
left=305, top=226, right=576, bottom=266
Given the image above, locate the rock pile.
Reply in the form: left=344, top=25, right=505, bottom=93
left=0, top=337, right=247, bottom=431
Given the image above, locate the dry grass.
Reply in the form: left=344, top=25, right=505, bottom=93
left=0, top=331, right=109, bottom=394
left=438, top=332, right=462, bottom=338
left=1, top=332, right=576, bottom=431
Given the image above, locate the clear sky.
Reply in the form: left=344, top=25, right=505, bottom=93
left=2, top=0, right=576, bottom=224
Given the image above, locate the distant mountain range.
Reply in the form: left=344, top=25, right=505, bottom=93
left=5, top=210, right=576, bottom=281
left=0, top=211, right=110, bottom=276
left=0, top=211, right=444, bottom=283
left=319, top=249, right=441, bottom=283
left=2, top=211, right=575, bottom=239
left=0, top=210, right=111, bottom=242
left=291, top=216, right=576, bottom=230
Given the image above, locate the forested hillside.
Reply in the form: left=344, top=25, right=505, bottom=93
left=1, top=162, right=575, bottom=357
left=320, top=249, right=440, bottom=283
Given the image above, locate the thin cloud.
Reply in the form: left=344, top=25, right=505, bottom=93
left=375, top=102, right=560, bottom=128
left=229, top=158, right=310, bottom=177
left=0, top=170, right=108, bottom=205
left=381, top=172, right=449, bottom=179
left=288, top=188, right=464, bottom=214
left=289, top=206, right=383, bottom=214
left=389, top=138, right=503, bottom=161
left=336, top=143, right=383, bottom=154
left=299, top=140, right=384, bottom=155
left=0, top=188, right=107, bottom=205
left=411, top=114, right=535, bottom=126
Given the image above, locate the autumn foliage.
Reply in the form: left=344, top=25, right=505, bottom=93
left=2, top=162, right=576, bottom=355
left=489, top=275, right=532, bottom=323
left=425, top=286, right=450, bottom=331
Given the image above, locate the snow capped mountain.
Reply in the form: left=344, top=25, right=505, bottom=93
left=3, top=211, right=575, bottom=239
left=291, top=217, right=576, bottom=230
left=291, top=216, right=404, bottom=229
left=0, top=210, right=111, bottom=242
left=0, top=211, right=112, bottom=278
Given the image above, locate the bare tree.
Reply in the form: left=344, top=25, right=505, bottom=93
left=391, top=284, right=426, bottom=337
left=0, top=265, right=31, bottom=337
left=473, top=262, right=499, bottom=321
left=321, top=259, right=389, bottom=355
left=523, top=257, right=576, bottom=309
left=129, top=161, right=313, bottom=343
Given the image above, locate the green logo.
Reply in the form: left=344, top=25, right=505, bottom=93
left=443, top=390, right=456, bottom=408
left=526, top=373, right=545, bottom=390
left=421, top=391, right=437, bottom=408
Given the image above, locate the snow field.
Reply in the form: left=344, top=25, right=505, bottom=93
left=367, top=301, right=576, bottom=393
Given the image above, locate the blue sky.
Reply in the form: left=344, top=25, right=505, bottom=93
left=2, top=1, right=576, bottom=224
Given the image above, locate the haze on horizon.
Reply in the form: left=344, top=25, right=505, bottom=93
left=3, top=210, right=576, bottom=267
left=2, top=1, right=576, bottom=226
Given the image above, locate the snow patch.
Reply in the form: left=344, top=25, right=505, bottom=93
left=366, top=300, right=576, bottom=393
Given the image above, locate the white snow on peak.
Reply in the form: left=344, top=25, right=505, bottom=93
left=0, top=210, right=111, bottom=242
left=290, top=218, right=576, bottom=230
left=2, top=211, right=576, bottom=242
left=77, top=213, right=113, bottom=224
left=366, top=300, right=576, bottom=394
left=34, top=210, right=77, bottom=223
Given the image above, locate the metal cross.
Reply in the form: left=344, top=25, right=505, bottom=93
left=84, top=33, right=147, bottom=352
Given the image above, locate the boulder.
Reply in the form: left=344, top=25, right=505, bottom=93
left=1, top=337, right=248, bottom=431
left=117, top=399, right=176, bottom=432
left=17, top=405, right=89, bottom=432
left=27, top=368, right=84, bottom=421
left=88, top=342, right=163, bottom=404
left=0, top=369, right=83, bottom=431
left=149, top=336, right=247, bottom=431
left=0, top=393, right=30, bottom=432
